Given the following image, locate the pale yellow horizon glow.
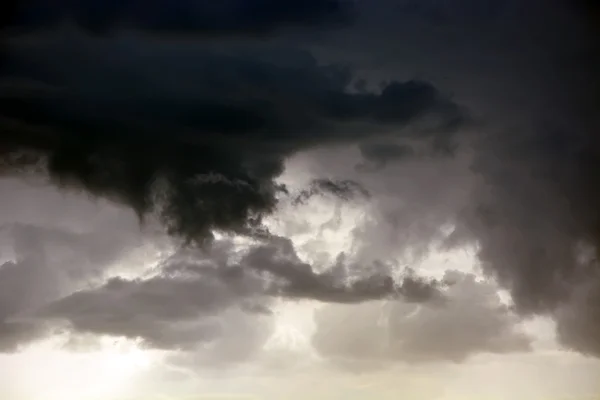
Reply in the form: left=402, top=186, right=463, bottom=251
left=2, top=337, right=158, bottom=400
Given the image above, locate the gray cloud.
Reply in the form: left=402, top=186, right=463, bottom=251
left=0, top=220, right=142, bottom=350
left=555, top=270, right=600, bottom=356
left=166, top=307, right=275, bottom=370
left=0, top=320, right=48, bottom=352
left=38, top=242, right=271, bottom=351
left=36, top=236, right=439, bottom=358
left=292, top=178, right=370, bottom=206
left=356, top=142, right=416, bottom=171
left=300, top=0, right=600, bottom=357
left=0, top=177, right=149, bottom=351
left=0, top=3, right=472, bottom=361
left=241, top=235, right=443, bottom=303
left=0, top=178, right=141, bottom=232
left=1, top=0, right=600, bottom=363
left=312, top=271, right=531, bottom=369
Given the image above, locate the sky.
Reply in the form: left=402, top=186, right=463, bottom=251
left=0, top=0, right=599, bottom=399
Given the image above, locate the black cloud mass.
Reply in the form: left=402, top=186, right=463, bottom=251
left=0, top=0, right=599, bottom=366
left=4, top=0, right=355, bottom=35
left=0, top=35, right=464, bottom=242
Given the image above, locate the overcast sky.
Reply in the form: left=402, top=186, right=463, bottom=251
left=1, top=0, right=599, bottom=399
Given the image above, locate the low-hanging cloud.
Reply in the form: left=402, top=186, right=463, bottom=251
left=35, top=236, right=440, bottom=357
left=312, top=271, right=531, bottom=370
left=0, top=220, right=142, bottom=350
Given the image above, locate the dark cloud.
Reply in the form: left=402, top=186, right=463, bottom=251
left=292, top=178, right=370, bottom=205
left=393, top=0, right=506, bottom=25
left=0, top=32, right=465, bottom=244
left=4, top=0, right=355, bottom=35
left=555, top=272, right=600, bottom=356
left=1, top=0, right=599, bottom=365
left=301, top=0, right=600, bottom=357
left=449, top=123, right=600, bottom=356
left=242, top=236, right=443, bottom=303
left=0, top=320, right=48, bottom=352
left=37, top=236, right=439, bottom=356
left=356, top=142, right=416, bottom=172
left=312, top=271, right=531, bottom=369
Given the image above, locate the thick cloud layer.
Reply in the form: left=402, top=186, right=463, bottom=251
left=0, top=178, right=439, bottom=356
left=1, top=0, right=600, bottom=365
left=0, top=33, right=465, bottom=243
left=312, top=271, right=531, bottom=370
left=438, top=2, right=600, bottom=355
left=40, top=257, right=271, bottom=351
left=37, top=236, right=440, bottom=355
left=298, top=0, right=600, bottom=357
left=4, top=0, right=355, bottom=35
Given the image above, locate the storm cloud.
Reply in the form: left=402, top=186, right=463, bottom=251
left=0, top=32, right=465, bottom=243
left=1, top=0, right=600, bottom=369
left=4, top=0, right=355, bottom=35
left=297, top=0, right=600, bottom=357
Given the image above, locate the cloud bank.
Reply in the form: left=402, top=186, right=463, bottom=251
left=0, top=0, right=599, bottom=367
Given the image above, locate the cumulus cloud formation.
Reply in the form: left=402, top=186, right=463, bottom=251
left=37, top=236, right=440, bottom=357
left=312, top=271, right=531, bottom=369
left=0, top=0, right=599, bottom=370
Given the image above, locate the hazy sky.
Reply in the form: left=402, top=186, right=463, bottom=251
left=0, top=0, right=599, bottom=399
